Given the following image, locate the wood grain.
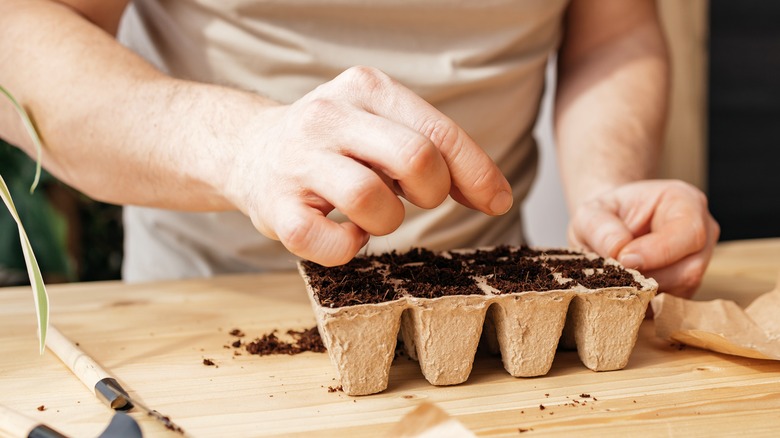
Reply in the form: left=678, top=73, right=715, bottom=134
left=45, top=325, right=113, bottom=392
left=1, top=239, right=779, bottom=437
left=0, top=404, right=38, bottom=438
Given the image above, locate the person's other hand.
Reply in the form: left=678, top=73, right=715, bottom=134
left=224, top=66, right=513, bottom=266
left=567, top=180, right=720, bottom=298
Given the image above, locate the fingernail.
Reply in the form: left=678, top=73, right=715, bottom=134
left=619, top=253, right=644, bottom=270
left=489, top=190, right=513, bottom=215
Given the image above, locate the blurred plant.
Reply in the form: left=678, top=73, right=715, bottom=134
left=0, top=143, right=72, bottom=284
left=0, top=142, right=124, bottom=284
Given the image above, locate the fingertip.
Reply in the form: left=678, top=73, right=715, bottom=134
left=275, top=205, right=369, bottom=266
left=617, top=252, right=644, bottom=270
left=318, top=222, right=370, bottom=266
left=489, top=190, right=513, bottom=215
left=591, top=225, right=633, bottom=259
left=570, top=205, right=633, bottom=259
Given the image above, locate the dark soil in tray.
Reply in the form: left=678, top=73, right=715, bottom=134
left=301, top=261, right=401, bottom=307
left=545, top=258, right=641, bottom=289
left=482, top=257, right=565, bottom=293
left=386, top=249, right=483, bottom=298
left=302, top=246, right=642, bottom=308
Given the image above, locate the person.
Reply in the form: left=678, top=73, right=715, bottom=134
left=0, top=0, right=718, bottom=298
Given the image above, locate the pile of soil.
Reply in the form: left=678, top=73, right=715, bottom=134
left=234, top=327, right=326, bottom=356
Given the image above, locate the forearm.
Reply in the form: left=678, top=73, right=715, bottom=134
left=0, top=0, right=274, bottom=210
left=554, top=8, right=669, bottom=211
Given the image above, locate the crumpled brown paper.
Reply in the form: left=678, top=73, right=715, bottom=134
left=387, top=402, right=475, bottom=438
left=651, top=274, right=780, bottom=360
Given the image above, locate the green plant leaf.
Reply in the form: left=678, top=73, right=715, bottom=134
left=0, top=85, right=42, bottom=194
left=0, top=173, right=49, bottom=354
left=0, top=84, right=49, bottom=353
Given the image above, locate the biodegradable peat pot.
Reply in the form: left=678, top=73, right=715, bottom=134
left=298, top=246, right=658, bottom=396
left=401, top=294, right=488, bottom=386
left=487, top=291, right=575, bottom=377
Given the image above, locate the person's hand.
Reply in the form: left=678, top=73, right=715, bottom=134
left=223, top=66, right=513, bottom=266
left=567, top=180, right=720, bottom=298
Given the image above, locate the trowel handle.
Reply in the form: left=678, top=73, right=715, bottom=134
left=0, top=403, right=68, bottom=438
left=46, top=325, right=113, bottom=391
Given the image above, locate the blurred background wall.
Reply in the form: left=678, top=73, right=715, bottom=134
left=707, top=0, right=780, bottom=240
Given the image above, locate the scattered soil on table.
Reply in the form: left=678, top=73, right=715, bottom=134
left=155, top=413, right=185, bottom=434
left=37, top=405, right=45, bottom=411
left=327, top=385, right=343, bottom=393
left=203, top=358, right=216, bottom=366
left=243, top=326, right=326, bottom=356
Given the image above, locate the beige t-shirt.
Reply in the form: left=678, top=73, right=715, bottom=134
left=118, top=0, right=569, bottom=282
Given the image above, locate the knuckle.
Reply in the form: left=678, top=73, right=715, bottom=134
left=467, top=167, right=493, bottom=193
left=420, top=117, right=460, bottom=152
left=344, top=178, right=403, bottom=235
left=276, top=214, right=316, bottom=254
left=573, top=200, right=602, bottom=228
left=711, top=218, right=721, bottom=241
left=299, top=97, right=341, bottom=128
left=341, top=65, right=391, bottom=95
left=672, top=180, right=708, bottom=205
left=397, top=134, right=436, bottom=176
left=343, top=175, right=384, bottom=212
left=679, top=260, right=706, bottom=291
left=689, top=216, right=709, bottom=251
left=696, top=189, right=709, bottom=206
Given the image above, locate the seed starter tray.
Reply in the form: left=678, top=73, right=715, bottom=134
left=297, top=246, right=657, bottom=396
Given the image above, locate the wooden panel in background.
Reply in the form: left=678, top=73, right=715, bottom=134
left=658, top=0, right=709, bottom=190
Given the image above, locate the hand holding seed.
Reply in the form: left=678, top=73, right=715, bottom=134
left=567, top=180, right=719, bottom=298
left=223, top=66, right=513, bottom=266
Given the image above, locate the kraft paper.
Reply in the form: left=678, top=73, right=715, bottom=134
left=651, top=273, right=780, bottom=360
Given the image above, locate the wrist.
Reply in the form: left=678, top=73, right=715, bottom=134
left=161, top=79, right=281, bottom=212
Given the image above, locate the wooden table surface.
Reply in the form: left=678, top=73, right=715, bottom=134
left=1, top=239, right=780, bottom=437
